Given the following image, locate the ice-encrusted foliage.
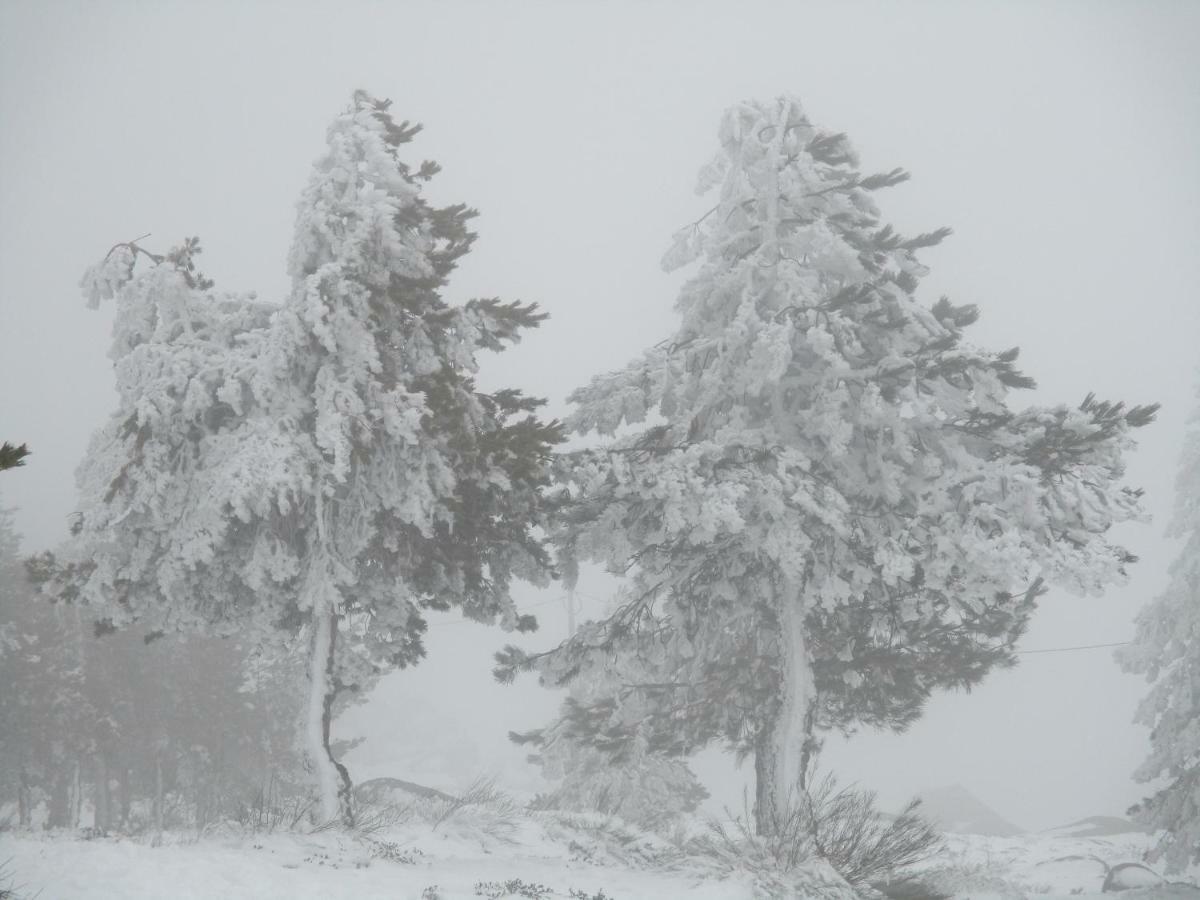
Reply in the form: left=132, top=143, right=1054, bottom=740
left=499, top=97, right=1156, bottom=836
left=60, top=92, right=561, bottom=824
left=1118, top=376, right=1200, bottom=873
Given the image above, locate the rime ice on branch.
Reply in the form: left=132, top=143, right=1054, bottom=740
left=62, top=92, right=562, bottom=826
left=498, top=96, right=1158, bottom=838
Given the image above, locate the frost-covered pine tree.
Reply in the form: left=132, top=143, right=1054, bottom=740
left=498, top=96, right=1157, bottom=837
left=1118, top=376, right=1200, bottom=872
left=62, top=92, right=561, bottom=825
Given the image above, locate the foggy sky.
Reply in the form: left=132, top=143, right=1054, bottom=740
left=2, top=0, right=1198, bottom=832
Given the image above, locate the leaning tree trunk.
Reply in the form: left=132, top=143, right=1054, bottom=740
left=305, top=588, right=354, bottom=827
left=754, top=594, right=818, bottom=838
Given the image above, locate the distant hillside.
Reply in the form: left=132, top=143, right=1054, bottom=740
left=913, top=785, right=1025, bottom=837
left=1042, top=815, right=1149, bottom=838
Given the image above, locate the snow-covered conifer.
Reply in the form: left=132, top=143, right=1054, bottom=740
left=497, top=97, right=1157, bottom=837
left=61, top=92, right=561, bottom=825
left=1118, top=376, right=1200, bottom=872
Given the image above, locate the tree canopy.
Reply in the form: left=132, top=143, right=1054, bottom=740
left=499, top=96, right=1158, bottom=836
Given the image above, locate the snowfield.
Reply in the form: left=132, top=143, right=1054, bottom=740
left=904, top=832, right=1199, bottom=898
left=1, top=821, right=759, bottom=900
left=3, top=820, right=1197, bottom=899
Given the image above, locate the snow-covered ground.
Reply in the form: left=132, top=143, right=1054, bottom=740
left=3, top=815, right=1197, bottom=900
left=903, top=831, right=1199, bottom=898
left=1, top=829, right=735, bottom=899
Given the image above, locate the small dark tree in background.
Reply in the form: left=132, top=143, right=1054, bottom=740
left=0, top=443, right=29, bottom=472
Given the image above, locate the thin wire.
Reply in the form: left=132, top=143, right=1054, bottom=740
left=1017, top=640, right=1129, bottom=655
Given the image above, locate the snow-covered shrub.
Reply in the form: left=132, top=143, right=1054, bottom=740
left=682, top=773, right=940, bottom=892
left=361, top=838, right=424, bottom=865
left=905, top=848, right=1027, bottom=900
left=527, top=740, right=708, bottom=832
left=539, top=811, right=691, bottom=875
left=352, top=775, right=523, bottom=847
left=472, top=880, right=616, bottom=900
left=803, top=774, right=943, bottom=888
left=684, top=810, right=859, bottom=899
left=427, top=777, right=522, bottom=845
left=473, top=879, right=555, bottom=899
left=919, top=864, right=1026, bottom=899
left=0, top=857, right=33, bottom=900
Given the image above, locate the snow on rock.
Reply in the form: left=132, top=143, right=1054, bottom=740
left=1102, top=862, right=1166, bottom=892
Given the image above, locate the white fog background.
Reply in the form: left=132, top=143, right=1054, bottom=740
left=2, top=0, right=1198, bottom=833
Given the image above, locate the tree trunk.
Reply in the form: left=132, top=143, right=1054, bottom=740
left=94, top=752, right=111, bottom=832
left=69, top=757, right=82, bottom=829
left=306, top=598, right=354, bottom=827
left=153, top=750, right=164, bottom=843
left=48, top=747, right=71, bottom=828
left=754, top=715, right=778, bottom=837
left=754, top=595, right=817, bottom=837
left=17, top=767, right=31, bottom=829
left=117, top=764, right=131, bottom=830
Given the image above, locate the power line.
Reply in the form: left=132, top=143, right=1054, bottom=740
left=1017, top=640, right=1129, bottom=655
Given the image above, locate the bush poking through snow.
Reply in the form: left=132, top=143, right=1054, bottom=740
left=432, top=777, right=521, bottom=836
left=908, top=857, right=1027, bottom=900
left=0, top=858, right=34, bottom=900
left=474, top=879, right=555, bottom=899
left=687, top=812, right=859, bottom=899
left=683, top=775, right=939, bottom=897
left=338, top=775, right=523, bottom=848
left=540, top=812, right=684, bottom=871
left=361, top=838, right=425, bottom=866
left=472, top=880, right=615, bottom=900
left=803, top=774, right=944, bottom=887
